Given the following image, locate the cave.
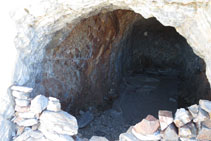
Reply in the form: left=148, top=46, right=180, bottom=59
left=1, top=1, right=211, bottom=141
left=17, top=10, right=209, bottom=140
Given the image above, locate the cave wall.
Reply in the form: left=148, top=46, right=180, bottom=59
left=1, top=1, right=211, bottom=140
left=129, top=18, right=211, bottom=106
left=39, top=10, right=141, bottom=112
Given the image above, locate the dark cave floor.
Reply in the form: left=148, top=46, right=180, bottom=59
left=79, top=71, right=179, bottom=140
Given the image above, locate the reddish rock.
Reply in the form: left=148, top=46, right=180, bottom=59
left=133, top=115, right=160, bottom=135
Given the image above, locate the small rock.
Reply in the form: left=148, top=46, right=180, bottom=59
left=30, top=95, right=48, bottom=114
left=17, top=126, right=25, bottom=135
left=193, top=107, right=209, bottom=123
left=16, top=118, right=38, bottom=127
left=119, top=132, right=140, bottom=141
left=162, top=123, right=178, bottom=141
left=197, top=126, right=211, bottom=140
left=47, top=97, right=61, bottom=112
left=12, top=91, right=30, bottom=99
left=89, top=136, right=109, bottom=141
left=39, top=110, right=78, bottom=136
left=202, top=119, right=211, bottom=128
left=32, top=124, right=39, bottom=130
left=11, top=86, right=33, bottom=93
left=29, top=130, right=44, bottom=139
left=199, top=99, right=211, bottom=114
left=174, top=108, right=192, bottom=127
left=158, top=110, right=173, bottom=130
left=15, top=99, right=30, bottom=107
left=188, top=104, right=198, bottom=118
left=78, top=111, right=94, bottom=128
left=179, top=137, right=197, bottom=141
left=133, top=115, right=160, bottom=135
left=14, top=129, right=32, bottom=141
left=18, top=111, right=36, bottom=119
left=119, top=126, right=140, bottom=141
left=15, top=105, right=30, bottom=113
left=39, top=124, right=74, bottom=141
left=178, top=123, right=197, bottom=138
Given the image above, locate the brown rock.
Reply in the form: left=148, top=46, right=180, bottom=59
left=133, top=115, right=160, bottom=135
left=158, top=110, right=173, bottom=130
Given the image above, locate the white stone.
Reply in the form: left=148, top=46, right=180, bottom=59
left=47, top=97, right=61, bottom=112
left=199, top=99, right=211, bottom=115
left=29, top=130, right=44, bottom=139
left=193, top=107, right=209, bottom=123
left=132, top=129, right=161, bottom=141
left=39, top=110, right=78, bottom=136
left=188, top=104, right=198, bottom=118
left=180, top=137, right=197, bottom=141
left=14, top=129, right=32, bottom=141
left=162, top=124, right=178, bottom=141
left=16, top=118, right=38, bottom=127
left=11, top=86, right=33, bottom=93
left=39, top=124, right=74, bottom=141
left=30, top=95, right=48, bottom=114
left=18, top=111, right=36, bottom=119
left=158, top=110, right=173, bottom=130
left=178, top=123, right=197, bottom=138
left=15, top=99, right=30, bottom=107
left=12, top=91, right=30, bottom=99
left=119, top=133, right=140, bottom=141
left=89, top=136, right=109, bottom=141
left=15, top=105, right=30, bottom=113
left=119, top=126, right=140, bottom=141
left=174, top=108, right=192, bottom=127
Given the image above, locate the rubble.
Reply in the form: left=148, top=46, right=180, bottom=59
left=174, top=108, right=192, bottom=127
left=9, top=86, right=211, bottom=141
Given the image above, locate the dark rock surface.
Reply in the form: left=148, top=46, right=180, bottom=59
left=28, top=9, right=210, bottom=113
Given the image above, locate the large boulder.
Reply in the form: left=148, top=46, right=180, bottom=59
left=39, top=110, right=78, bottom=136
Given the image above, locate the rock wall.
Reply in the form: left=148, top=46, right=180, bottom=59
left=1, top=0, right=211, bottom=140
left=40, top=10, right=141, bottom=112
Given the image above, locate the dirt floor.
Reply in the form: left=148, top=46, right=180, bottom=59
left=79, top=71, right=179, bottom=140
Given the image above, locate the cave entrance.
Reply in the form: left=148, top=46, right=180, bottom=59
left=40, top=10, right=210, bottom=140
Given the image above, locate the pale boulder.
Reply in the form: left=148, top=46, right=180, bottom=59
left=39, top=110, right=78, bottom=136
left=30, top=95, right=48, bottom=114
left=47, top=97, right=61, bottom=112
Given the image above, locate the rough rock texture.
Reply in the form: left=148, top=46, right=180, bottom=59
left=1, top=0, right=211, bottom=140
left=2, top=0, right=210, bottom=115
